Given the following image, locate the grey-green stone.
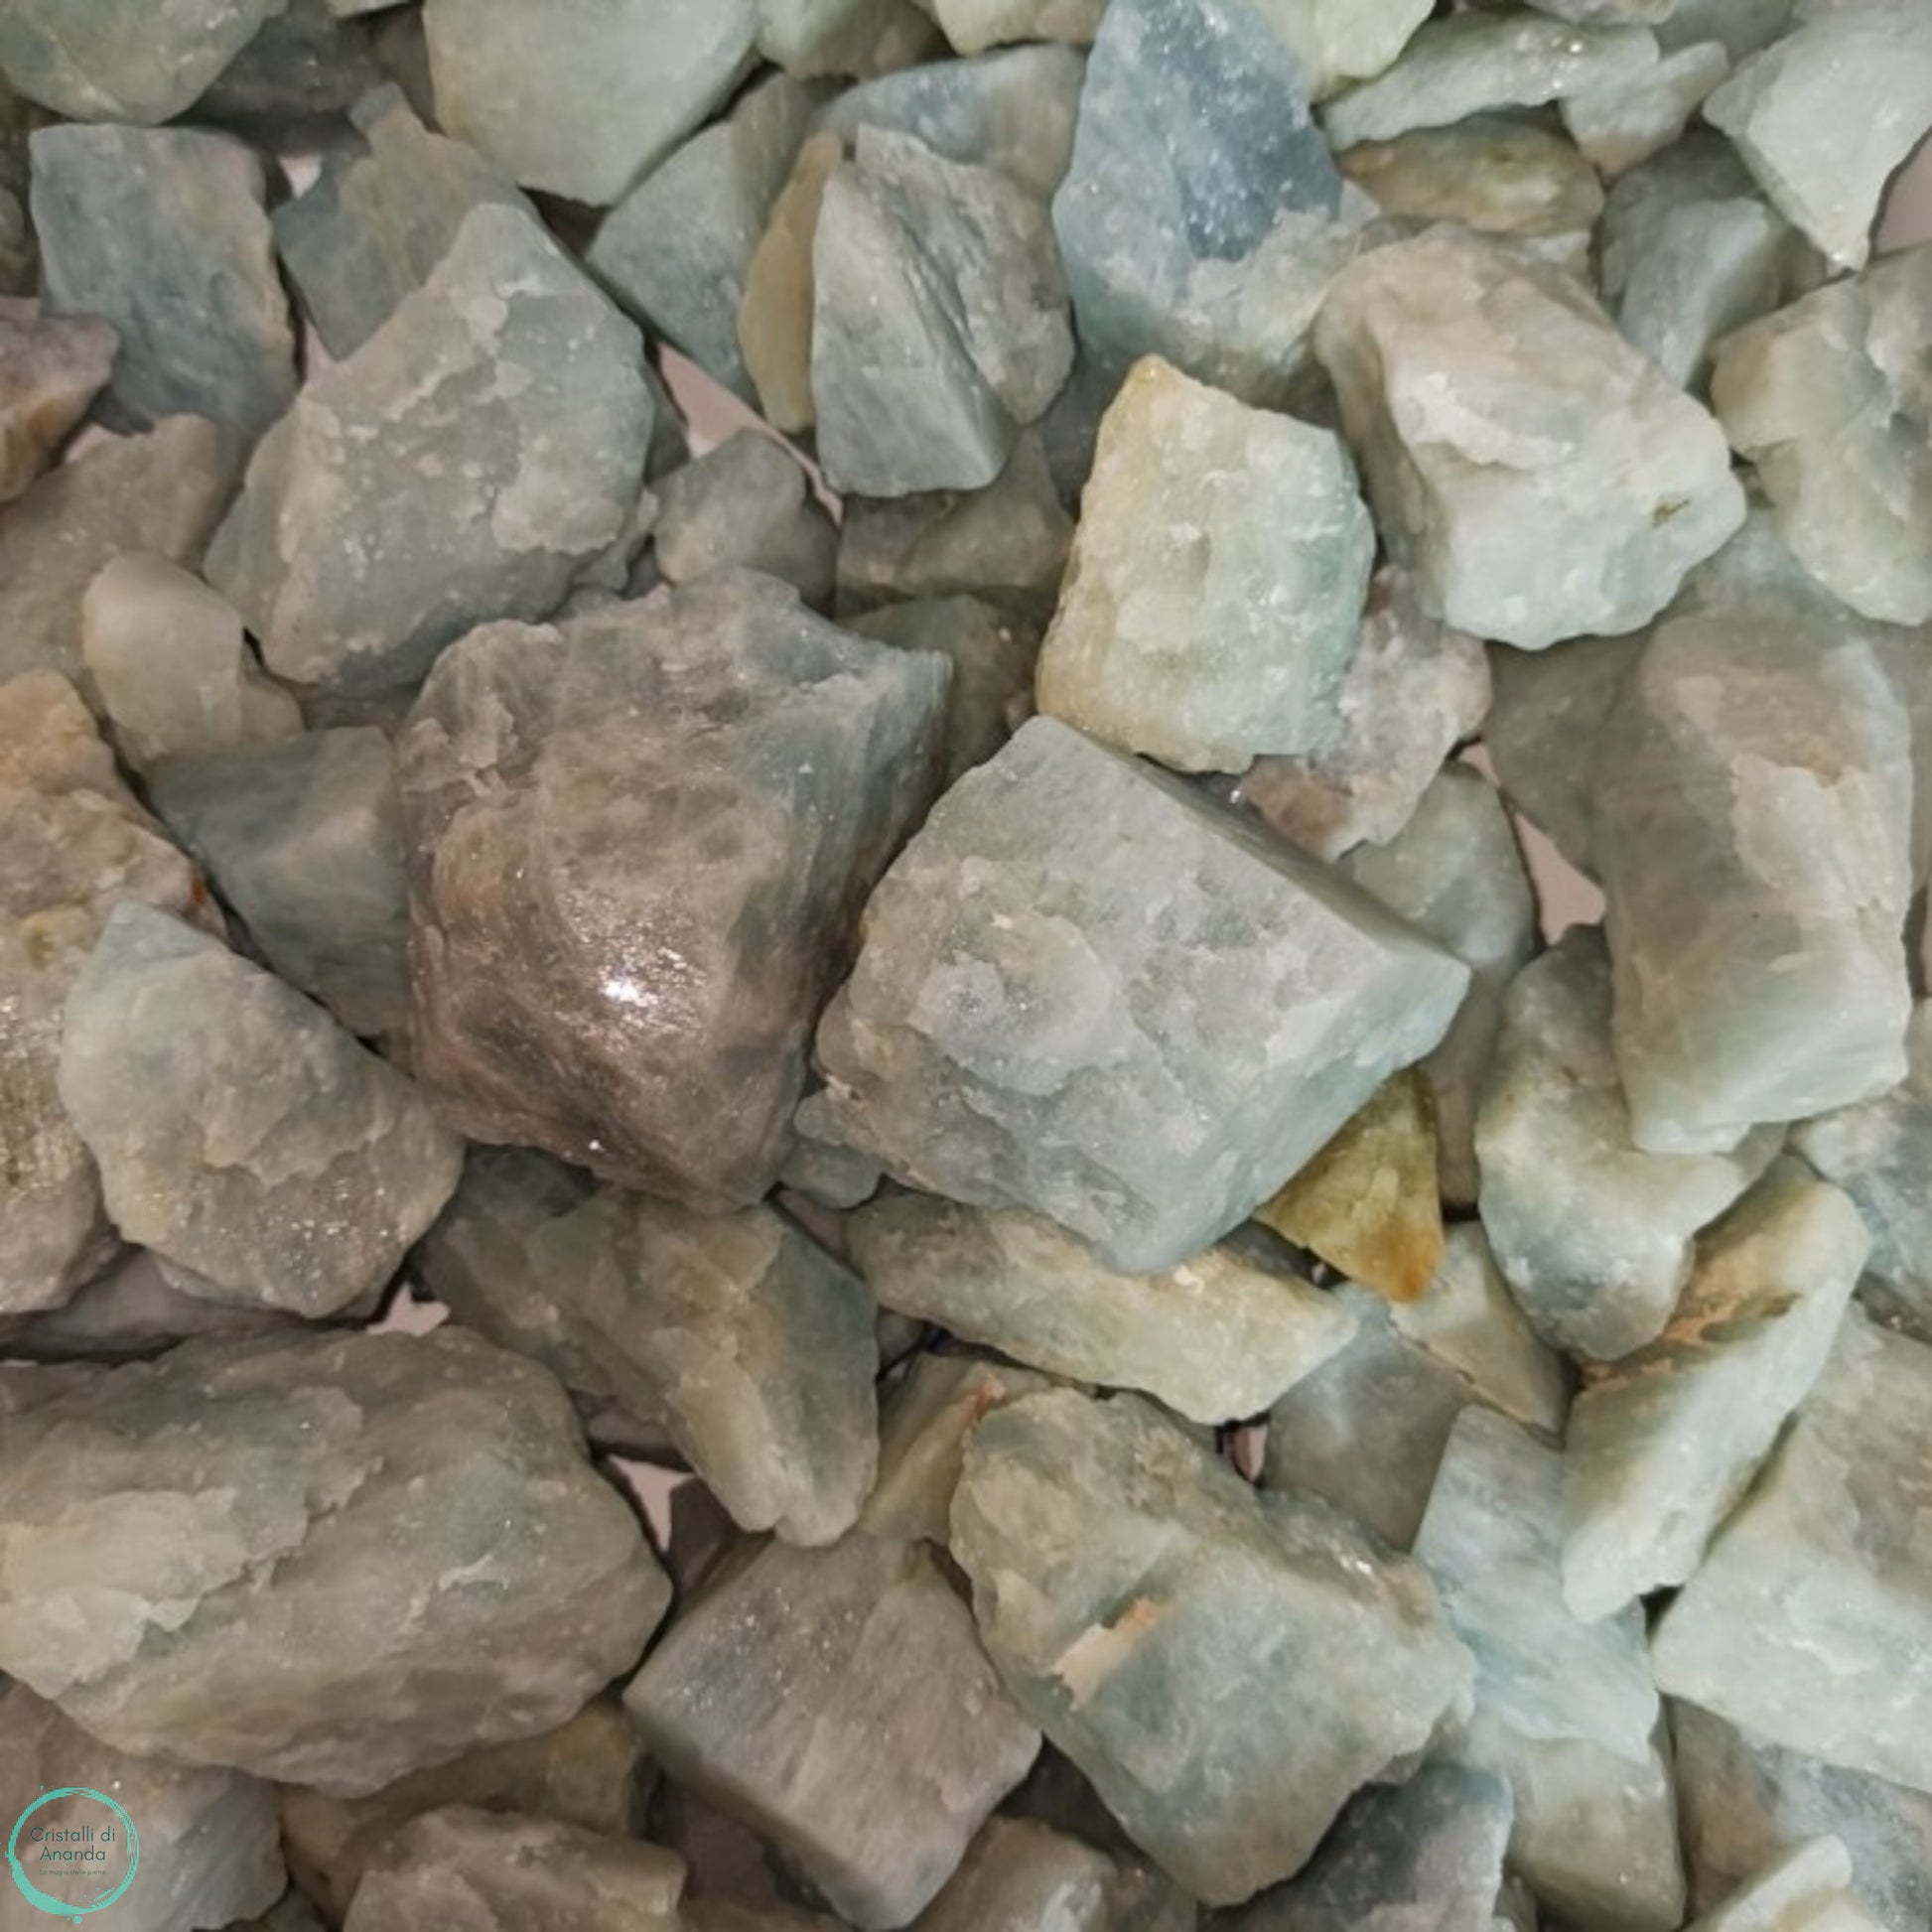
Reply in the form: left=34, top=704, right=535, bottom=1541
left=1560, top=38, right=1729, bottom=179
left=913, top=1815, right=1192, bottom=1932
left=650, top=431, right=835, bottom=610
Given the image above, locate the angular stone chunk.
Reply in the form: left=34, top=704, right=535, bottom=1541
left=1591, top=588, right=1914, bottom=1153
left=0, top=1327, right=669, bottom=1792
left=273, top=84, right=531, bottom=360
left=1653, top=1310, right=1932, bottom=1791
left=420, top=1149, right=879, bottom=1544
left=340, top=1807, right=684, bottom=1932
left=0, top=302, right=114, bottom=504
left=739, top=131, right=841, bottom=434
left=80, top=554, right=301, bottom=772
left=812, top=127, right=1073, bottom=498
left=191, top=0, right=390, bottom=146
left=1221, top=1763, right=1513, bottom=1932
left=626, top=1533, right=1040, bottom=1930
left=423, top=0, right=755, bottom=206
left=1688, top=1838, right=1885, bottom=1932
left=207, top=205, right=650, bottom=695
left=0, top=416, right=241, bottom=688
left=0, top=1678, right=285, bottom=1932
left=1315, top=227, right=1744, bottom=649
left=1562, top=1161, right=1864, bottom=1620
left=31, top=124, right=296, bottom=439
left=1560, top=38, right=1729, bottom=178
left=805, top=716, right=1469, bottom=1273
left=1050, top=0, right=1349, bottom=404
left=652, top=432, right=836, bottom=610
left=1035, top=356, right=1372, bottom=774
left=0, top=0, right=287, bottom=122
left=913, top=1815, right=1191, bottom=1932
left=918, top=0, right=1104, bottom=54
left=1476, top=929, right=1784, bottom=1360
left=953, top=1388, right=1472, bottom=1904
left=149, top=727, right=410, bottom=1042
left=849, top=1190, right=1353, bottom=1424
left=1250, top=0, right=1432, bottom=100
left=759, top=0, right=939, bottom=76
left=58, top=903, right=462, bottom=1316
left=588, top=75, right=823, bottom=400
left=1711, top=246, right=1932, bottom=627
left=400, top=574, right=947, bottom=1207
left=1705, top=1, right=1932, bottom=271
left=1414, top=1407, right=1685, bottom=1932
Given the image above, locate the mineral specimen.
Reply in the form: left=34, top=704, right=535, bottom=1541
left=57, top=903, right=462, bottom=1315
left=803, top=715, right=1469, bottom=1273
left=625, top=1532, right=1040, bottom=1929
left=1560, top=40, right=1728, bottom=181
left=1035, top=355, right=1372, bottom=773
left=1, top=1249, right=303, bottom=1362
left=912, top=1815, right=1192, bottom=1932
left=0, top=302, right=114, bottom=504
left=951, top=1387, right=1472, bottom=1904
left=1314, top=226, right=1744, bottom=648
left=1252, top=0, right=1433, bottom=99
left=651, top=432, right=836, bottom=610
left=1686, top=1839, right=1887, bottom=1932
left=848, top=1188, right=1353, bottom=1423
left=399, top=572, right=948, bottom=1207
left=738, top=130, right=841, bottom=432
left=206, top=205, right=652, bottom=695
left=758, top=0, right=939, bottom=76
left=919, top=0, right=1106, bottom=55
left=0, top=1327, right=669, bottom=1792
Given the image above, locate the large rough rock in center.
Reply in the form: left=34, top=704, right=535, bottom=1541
left=399, top=571, right=949, bottom=1210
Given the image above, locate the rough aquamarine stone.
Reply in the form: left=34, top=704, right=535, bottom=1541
left=1035, top=355, right=1372, bottom=774
left=58, top=903, right=463, bottom=1316
left=80, top=554, right=301, bottom=773
left=420, top=1148, right=879, bottom=1544
left=1711, top=245, right=1932, bottom=627
left=1560, top=38, right=1729, bottom=178
left=0, top=1679, right=285, bottom=1932
left=422, top=0, right=756, bottom=207
left=1220, top=1763, right=1514, bottom=1932
left=0, top=0, right=288, bottom=122
left=1266, top=1223, right=1568, bottom=1548
left=1688, top=1838, right=1887, bottom=1932
left=804, top=715, right=1469, bottom=1274
left=651, top=432, right=836, bottom=611
left=399, top=573, right=947, bottom=1208
left=0, top=1326, right=669, bottom=1793
left=587, top=75, right=824, bottom=400
left=1314, top=226, right=1744, bottom=649
left=207, top=206, right=652, bottom=696
left=1476, top=929, right=1784, bottom=1360
left=1050, top=0, right=1351, bottom=404
left=339, top=1807, right=684, bottom=1932
left=1562, top=1161, right=1865, bottom=1620
left=626, top=1532, right=1040, bottom=1930
left=739, top=131, right=841, bottom=433
left=1704, top=1, right=1932, bottom=271
left=0, top=416, right=241, bottom=687
left=758, top=0, right=939, bottom=76
left=149, top=727, right=411, bottom=1042
left=273, top=84, right=530, bottom=360
left=1250, top=0, right=1432, bottom=99
left=1413, top=1407, right=1685, bottom=1932
left=31, top=124, right=296, bottom=439
left=1341, top=765, right=1537, bottom=1207
left=848, top=1189, right=1354, bottom=1423
left=0, top=303, right=115, bottom=504
left=915, top=1815, right=1191, bottom=1932
left=952, top=1387, right=1472, bottom=1904
left=918, top=0, right=1104, bottom=53
left=1590, top=584, right=1914, bottom=1153
left=812, top=127, right=1073, bottom=498
left=1653, top=1309, right=1932, bottom=1792
left=818, top=44, right=1087, bottom=201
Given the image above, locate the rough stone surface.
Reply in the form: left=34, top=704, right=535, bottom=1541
left=1686, top=1838, right=1885, bottom=1932
left=759, top=0, right=939, bottom=76
left=912, top=1814, right=1191, bottom=1932
left=803, top=715, right=1469, bottom=1274
left=953, top=1387, right=1472, bottom=1905
left=1035, top=356, right=1372, bottom=774
left=651, top=432, right=835, bottom=610
left=207, top=205, right=652, bottom=696
left=918, top=0, right=1105, bottom=55
left=0, top=303, right=115, bottom=505
left=739, top=130, right=842, bottom=434
left=191, top=0, right=390, bottom=146
left=1251, top=0, right=1433, bottom=100
left=1561, top=38, right=1729, bottom=179
left=58, top=903, right=462, bottom=1316
left=399, top=573, right=947, bottom=1209
left=849, top=1189, right=1353, bottom=1423
left=1476, top=929, right=1784, bottom=1361
left=0, top=1327, right=669, bottom=1793
left=1314, top=226, right=1744, bottom=649
left=626, top=1531, right=1040, bottom=1930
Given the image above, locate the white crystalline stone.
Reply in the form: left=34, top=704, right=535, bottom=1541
left=951, top=1387, right=1474, bottom=1905
left=1476, top=928, right=1784, bottom=1360
left=1704, top=0, right=1932, bottom=271
left=1249, top=0, right=1434, bottom=100
left=1034, top=356, right=1373, bottom=774
left=847, top=1189, right=1355, bottom=1423
left=1560, top=39, right=1730, bottom=178
left=1561, top=1161, right=1865, bottom=1621
left=1688, top=1838, right=1888, bottom=1932
left=1314, top=227, right=1744, bottom=649
left=804, top=715, right=1470, bottom=1274
left=1652, top=1308, right=1932, bottom=1793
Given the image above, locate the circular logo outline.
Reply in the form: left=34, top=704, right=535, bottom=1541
left=6, top=1787, right=140, bottom=1920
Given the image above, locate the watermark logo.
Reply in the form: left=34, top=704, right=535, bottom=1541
left=6, top=1788, right=139, bottom=1919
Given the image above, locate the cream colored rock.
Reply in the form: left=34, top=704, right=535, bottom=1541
left=739, top=130, right=841, bottom=434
